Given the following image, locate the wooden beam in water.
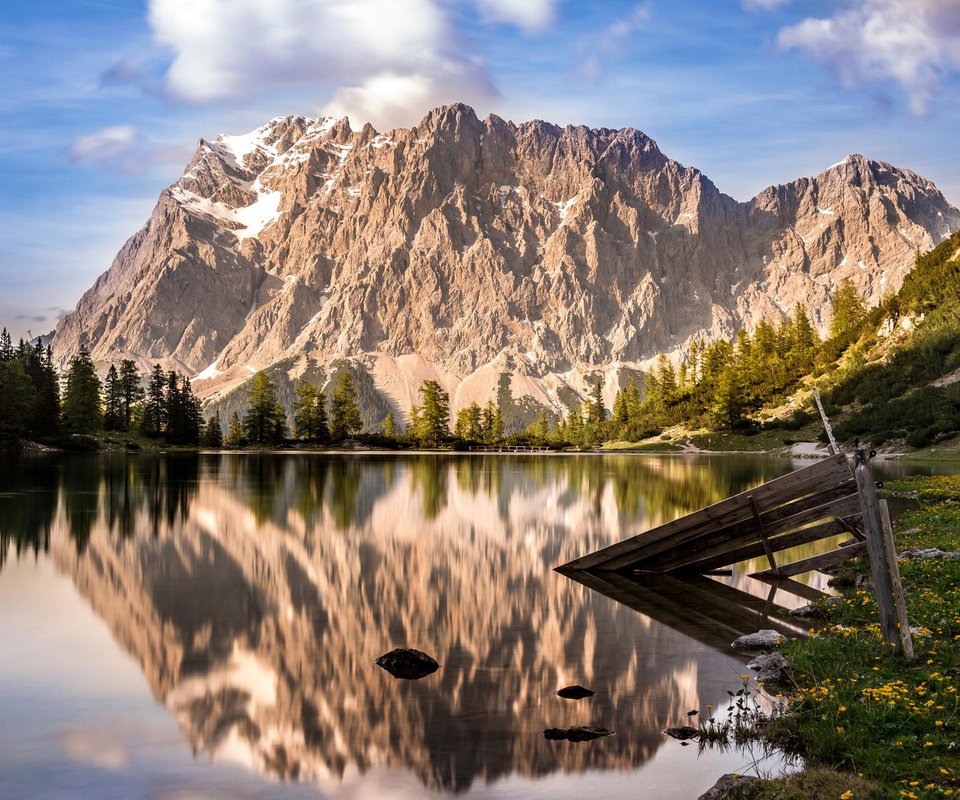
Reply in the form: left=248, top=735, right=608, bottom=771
left=561, top=453, right=851, bottom=572
left=670, top=517, right=856, bottom=575
left=641, top=488, right=862, bottom=571
left=750, top=540, right=868, bottom=579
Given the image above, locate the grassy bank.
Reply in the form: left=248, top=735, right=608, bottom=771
left=754, top=474, right=960, bottom=799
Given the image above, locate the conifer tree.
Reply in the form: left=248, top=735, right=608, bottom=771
left=225, top=411, right=244, bottom=447
left=454, top=402, right=482, bottom=440
left=118, top=360, right=143, bottom=431
left=0, top=357, right=33, bottom=450
left=201, top=412, right=223, bottom=447
left=103, top=365, right=123, bottom=431
left=416, top=380, right=450, bottom=446
left=293, top=381, right=329, bottom=442
left=381, top=411, right=397, bottom=438
left=141, top=365, right=166, bottom=437
left=0, top=328, right=12, bottom=361
left=62, top=346, right=102, bottom=434
left=243, top=371, right=285, bottom=445
left=830, top=279, right=866, bottom=341
left=330, top=371, right=362, bottom=440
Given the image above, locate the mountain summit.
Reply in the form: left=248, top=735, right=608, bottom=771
left=52, top=104, right=960, bottom=415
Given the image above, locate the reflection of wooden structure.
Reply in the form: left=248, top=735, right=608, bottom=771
left=559, top=453, right=865, bottom=579
left=563, top=570, right=815, bottom=653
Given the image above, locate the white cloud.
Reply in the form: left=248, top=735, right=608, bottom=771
left=778, top=0, right=960, bottom=115
left=475, top=0, right=560, bottom=31
left=145, top=0, right=549, bottom=128
left=325, top=64, right=498, bottom=130
left=70, top=125, right=139, bottom=163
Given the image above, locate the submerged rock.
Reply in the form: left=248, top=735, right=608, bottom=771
left=662, top=725, right=699, bottom=741
left=697, top=773, right=760, bottom=800
left=375, top=648, right=440, bottom=680
left=556, top=684, right=595, bottom=699
left=746, top=652, right=790, bottom=684
left=543, top=726, right=614, bottom=742
left=731, top=630, right=784, bottom=651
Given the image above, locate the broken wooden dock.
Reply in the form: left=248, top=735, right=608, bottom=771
left=558, top=452, right=866, bottom=579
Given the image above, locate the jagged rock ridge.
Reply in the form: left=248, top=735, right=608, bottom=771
left=52, top=104, right=960, bottom=415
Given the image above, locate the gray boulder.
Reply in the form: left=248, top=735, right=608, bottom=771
left=731, top=630, right=784, bottom=651
left=697, top=773, right=760, bottom=800
left=746, top=652, right=790, bottom=684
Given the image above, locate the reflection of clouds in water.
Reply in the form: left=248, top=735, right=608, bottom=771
left=61, top=726, right=129, bottom=771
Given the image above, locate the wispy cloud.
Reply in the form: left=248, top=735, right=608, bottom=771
left=741, top=0, right=791, bottom=11
left=573, top=3, right=652, bottom=83
left=68, top=125, right=192, bottom=173
left=475, top=0, right=561, bottom=31
left=778, top=0, right=960, bottom=115
left=70, top=125, right=139, bottom=163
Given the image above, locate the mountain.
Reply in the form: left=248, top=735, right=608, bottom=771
left=51, top=104, right=960, bottom=419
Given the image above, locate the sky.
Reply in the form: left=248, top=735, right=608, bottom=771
left=1, top=0, right=959, bottom=339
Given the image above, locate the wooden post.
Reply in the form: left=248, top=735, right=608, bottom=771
left=813, top=388, right=840, bottom=456
left=879, top=498, right=915, bottom=659
left=854, top=447, right=909, bottom=657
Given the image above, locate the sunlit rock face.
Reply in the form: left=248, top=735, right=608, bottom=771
left=33, top=454, right=794, bottom=792
left=51, top=104, right=960, bottom=414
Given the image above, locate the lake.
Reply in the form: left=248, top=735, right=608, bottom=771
left=0, top=452, right=952, bottom=799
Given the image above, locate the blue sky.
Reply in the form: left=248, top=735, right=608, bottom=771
left=2, top=0, right=959, bottom=339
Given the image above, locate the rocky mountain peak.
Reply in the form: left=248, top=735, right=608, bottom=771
left=51, top=103, right=960, bottom=419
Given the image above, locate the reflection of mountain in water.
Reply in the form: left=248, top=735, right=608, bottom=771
left=2, top=453, right=798, bottom=792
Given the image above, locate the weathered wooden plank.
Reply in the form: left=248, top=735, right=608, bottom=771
left=648, top=491, right=862, bottom=572
left=879, top=498, right=915, bottom=659
left=753, top=575, right=830, bottom=604
left=670, top=517, right=857, bottom=574
left=562, top=453, right=851, bottom=572
left=855, top=455, right=902, bottom=652
left=750, top=540, right=868, bottom=579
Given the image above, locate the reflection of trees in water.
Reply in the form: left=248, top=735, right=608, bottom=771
left=0, top=454, right=200, bottom=567
left=0, top=455, right=58, bottom=566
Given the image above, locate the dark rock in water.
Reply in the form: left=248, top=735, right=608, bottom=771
left=375, top=648, right=440, bottom=680
left=557, top=684, right=595, bottom=699
left=697, top=773, right=760, bottom=800
left=662, top=726, right=699, bottom=741
left=687, top=709, right=699, bottom=716
left=543, top=726, right=614, bottom=742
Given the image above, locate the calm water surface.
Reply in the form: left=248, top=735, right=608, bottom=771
left=0, top=452, right=952, bottom=800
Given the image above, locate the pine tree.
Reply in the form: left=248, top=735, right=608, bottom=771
left=454, top=402, right=482, bottom=440
left=141, top=365, right=166, bottom=437
left=587, top=380, right=607, bottom=425
left=293, top=381, right=329, bottom=442
left=0, top=357, right=33, bottom=450
left=529, top=409, right=550, bottom=441
left=62, top=346, right=102, bottom=434
left=225, top=411, right=244, bottom=447
left=381, top=411, right=397, bottom=438
left=330, top=371, right=362, bottom=440
left=417, top=380, right=450, bottom=446
left=201, top=412, right=223, bottom=447
left=118, top=360, right=143, bottom=431
left=103, top=365, right=123, bottom=431
left=0, top=328, right=12, bottom=361
left=830, top=279, right=866, bottom=341
left=243, top=371, right=285, bottom=445
left=18, top=342, right=60, bottom=436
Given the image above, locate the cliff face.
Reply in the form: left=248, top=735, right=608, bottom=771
left=52, top=103, right=960, bottom=412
